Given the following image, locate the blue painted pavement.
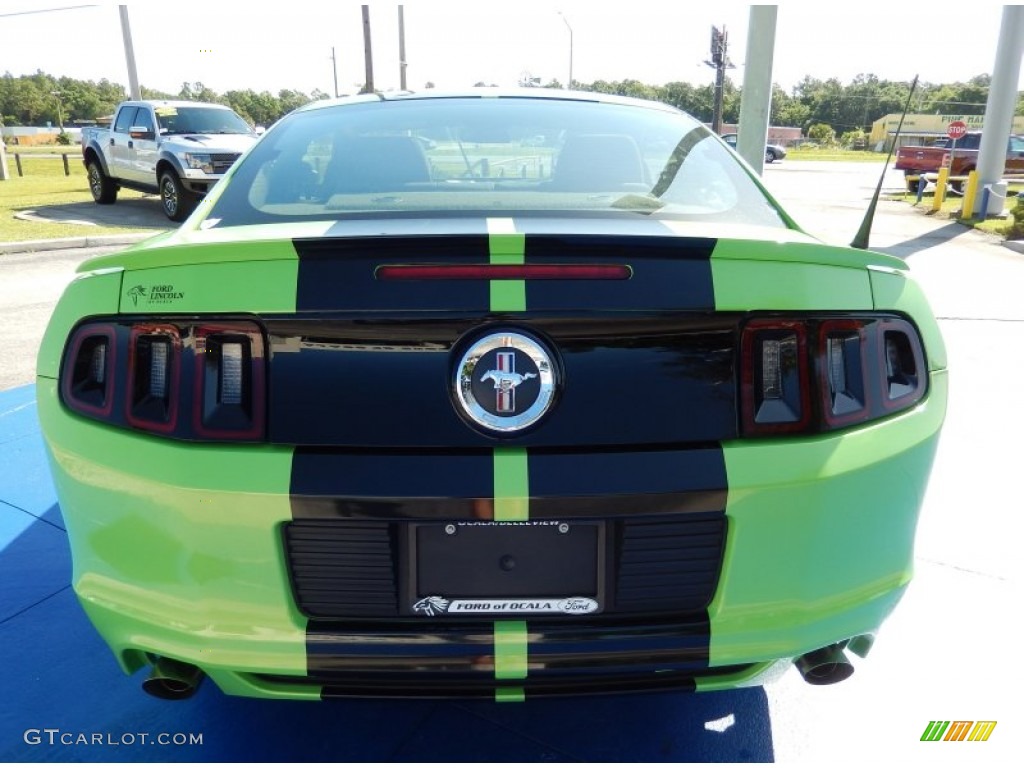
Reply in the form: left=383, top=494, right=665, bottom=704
left=0, top=384, right=773, bottom=762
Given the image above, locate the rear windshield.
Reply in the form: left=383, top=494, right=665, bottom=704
left=203, top=96, right=788, bottom=229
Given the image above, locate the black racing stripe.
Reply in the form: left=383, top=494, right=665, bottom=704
left=307, top=621, right=495, bottom=669
left=528, top=445, right=727, bottom=498
left=293, top=235, right=490, bottom=312
left=529, top=491, right=726, bottom=519
left=300, top=616, right=721, bottom=698
left=290, top=448, right=493, bottom=520
left=524, top=235, right=717, bottom=311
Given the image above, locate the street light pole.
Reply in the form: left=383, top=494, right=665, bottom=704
left=330, top=47, right=339, bottom=97
left=361, top=5, right=374, bottom=94
left=51, top=91, right=64, bottom=133
left=398, top=5, right=408, bottom=91
left=118, top=5, right=141, bottom=100
left=558, top=12, right=573, bottom=89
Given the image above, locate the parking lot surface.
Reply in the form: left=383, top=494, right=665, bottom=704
left=1, top=163, right=1019, bottom=763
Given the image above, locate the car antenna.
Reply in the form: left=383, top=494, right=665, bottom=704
left=851, top=74, right=919, bottom=250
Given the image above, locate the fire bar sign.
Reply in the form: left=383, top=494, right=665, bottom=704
left=947, top=121, right=968, bottom=140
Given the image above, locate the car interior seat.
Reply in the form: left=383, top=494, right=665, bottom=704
left=551, top=134, right=648, bottom=191
left=322, top=135, right=432, bottom=195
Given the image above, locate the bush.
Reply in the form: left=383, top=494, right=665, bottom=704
left=807, top=123, right=837, bottom=147
left=56, top=131, right=71, bottom=145
left=840, top=129, right=868, bottom=149
left=1002, top=194, right=1024, bottom=240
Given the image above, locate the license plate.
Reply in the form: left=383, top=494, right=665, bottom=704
left=403, top=521, right=604, bottom=617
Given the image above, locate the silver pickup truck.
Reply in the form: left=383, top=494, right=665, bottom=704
left=81, top=100, right=260, bottom=221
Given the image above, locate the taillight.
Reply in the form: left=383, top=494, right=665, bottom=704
left=60, top=319, right=266, bottom=442
left=819, top=319, right=869, bottom=428
left=126, top=324, right=181, bottom=433
left=741, top=315, right=927, bottom=437
left=740, top=320, right=811, bottom=435
left=62, top=324, right=116, bottom=418
left=880, top=319, right=925, bottom=408
left=193, top=323, right=266, bottom=440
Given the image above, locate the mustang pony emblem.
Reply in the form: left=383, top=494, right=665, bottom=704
left=412, top=596, right=450, bottom=617
left=480, top=370, right=537, bottom=389
left=480, top=351, right=535, bottom=413
left=454, top=331, right=556, bottom=433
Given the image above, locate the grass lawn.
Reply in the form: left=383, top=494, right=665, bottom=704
left=885, top=183, right=1022, bottom=239
left=1, top=148, right=151, bottom=243
left=786, top=147, right=885, bottom=162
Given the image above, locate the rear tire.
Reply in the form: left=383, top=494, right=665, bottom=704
left=159, top=170, right=196, bottom=222
left=87, top=159, right=117, bottom=204
left=765, top=149, right=777, bottom=164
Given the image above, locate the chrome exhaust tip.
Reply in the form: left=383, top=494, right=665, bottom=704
left=794, top=644, right=855, bottom=685
left=142, top=657, right=204, bottom=700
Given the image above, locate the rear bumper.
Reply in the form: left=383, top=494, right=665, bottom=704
left=38, top=370, right=946, bottom=699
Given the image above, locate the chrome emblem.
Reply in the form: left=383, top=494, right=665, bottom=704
left=480, top=354, right=537, bottom=413
left=412, top=596, right=450, bottom=617
left=455, top=331, right=556, bottom=432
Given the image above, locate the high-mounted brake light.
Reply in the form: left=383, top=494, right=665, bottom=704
left=375, top=264, right=632, bottom=281
left=741, top=315, right=928, bottom=437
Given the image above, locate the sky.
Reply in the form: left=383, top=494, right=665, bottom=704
left=1, top=1, right=1021, bottom=100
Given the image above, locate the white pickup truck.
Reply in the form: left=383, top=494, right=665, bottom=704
left=81, top=100, right=260, bottom=221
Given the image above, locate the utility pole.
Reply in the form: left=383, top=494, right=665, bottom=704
left=118, top=5, right=141, bottom=99
left=330, top=47, right=339, bottom=97
left=51, top=91, right=65, bottom=133
left=558, top=11, right=573, bottom=90
left=973, top=5, right=1024, bottom=216
left=398, top=5, right=407, bottom=90
left=736, top=6, right=777, bottom=174
left=704, top=25, right=733, bottom=135
left=361, top=5, right=374, bottom=94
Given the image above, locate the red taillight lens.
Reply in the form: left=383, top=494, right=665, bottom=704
left=60, top=319, right=266, bottom=442
left=819, top=319, right=870, bottom=428
left=879, top=318, right=926, bottom=410
left=375, top=264, right=632, bottom=281
left=193, top=323, right=266, bottom=440
left=741, top=320, right=811, bottom=435
left=62, top=324, right=117, bottom=419
left=126, top=324, right=181, bottom=433
left=741, top=315, right=928, bottom=437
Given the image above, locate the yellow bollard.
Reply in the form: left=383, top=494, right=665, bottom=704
left=931, top=168, right=948, bottom=211
left=961, top=170, right=980, bottom=219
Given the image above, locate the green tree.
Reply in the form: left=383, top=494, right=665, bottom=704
left=657, top=81, right=705, bottom=116
left=807, top=123, right=836, bottom=145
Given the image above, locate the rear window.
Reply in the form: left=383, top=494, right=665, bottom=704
left=204, top=95, right=788, bottom=229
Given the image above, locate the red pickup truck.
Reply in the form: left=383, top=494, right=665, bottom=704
left=895, top=132, right=1024, bottom=193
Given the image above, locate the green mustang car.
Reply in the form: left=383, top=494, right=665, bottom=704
left=37, top=90, right=947, bottom=701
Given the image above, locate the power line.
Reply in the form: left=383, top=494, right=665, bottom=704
left=0, top=5, right=96, bottom=18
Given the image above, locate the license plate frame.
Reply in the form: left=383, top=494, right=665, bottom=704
left=401, top=520, right=606, bottom=617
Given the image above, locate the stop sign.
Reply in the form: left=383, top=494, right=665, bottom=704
left=947, top=120, right=968, bottom=140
